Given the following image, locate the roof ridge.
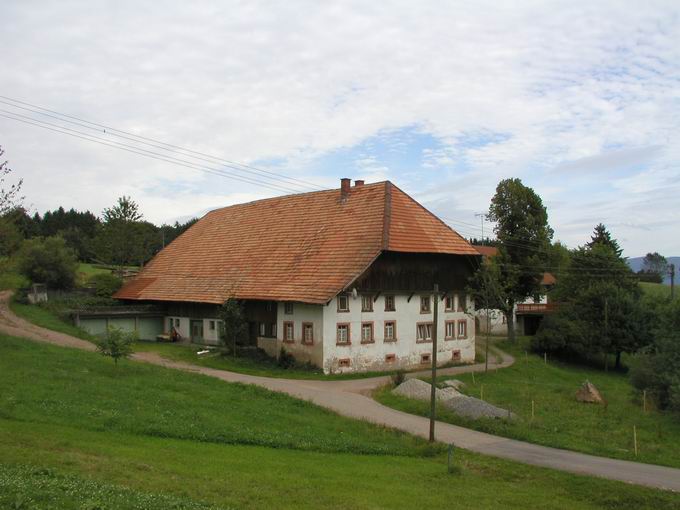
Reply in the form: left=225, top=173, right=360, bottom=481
left=381, top=181, right=392, bottom=249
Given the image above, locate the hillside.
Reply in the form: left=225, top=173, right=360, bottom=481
left=2, top=335, right=679, bottom=509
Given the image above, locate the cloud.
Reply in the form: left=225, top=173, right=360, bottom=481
left=1, top=0, right=680, bottom=256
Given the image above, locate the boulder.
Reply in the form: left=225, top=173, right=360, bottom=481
left=576, top=380, right=604, bottom=404
left=442, top=379, right=466, bottom=390
left=392, top=379, right=461, bottom=402
left=443, top=396, right=517, bottom=421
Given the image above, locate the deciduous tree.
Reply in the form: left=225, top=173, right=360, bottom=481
left=487, top=178, right=554, bottom=341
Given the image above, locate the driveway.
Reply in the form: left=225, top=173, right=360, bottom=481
left=1, top=290, right=679, bottom=492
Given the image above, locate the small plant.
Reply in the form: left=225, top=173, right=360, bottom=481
left=95, top=326, right=136, bottom=366
left=391, top=369, right=406, bottom=387
left=277, top=347, right=296, bottom=369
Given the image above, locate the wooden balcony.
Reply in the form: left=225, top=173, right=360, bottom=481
left=516, top=303, right=558, bottom=314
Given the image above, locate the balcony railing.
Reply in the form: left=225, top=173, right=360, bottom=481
left=516, top=303, right=558, bottom=314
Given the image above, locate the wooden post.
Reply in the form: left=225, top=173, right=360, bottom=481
left=643, top=390, right=647, bottom=413
left=472, top=370, right=475, bottom=385
left=429, top=284, right=439, bottom=442
left=544, top=352, right=547, bottom=365
left=633, top=425, right=638, bottom=457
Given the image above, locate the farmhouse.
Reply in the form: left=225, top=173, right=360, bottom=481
left=473, top=245, right=557, bottom=336
left=114, top=179, right=480, bottom=373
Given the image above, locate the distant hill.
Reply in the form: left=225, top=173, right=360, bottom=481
left=627, top=256, right=680, bottom=285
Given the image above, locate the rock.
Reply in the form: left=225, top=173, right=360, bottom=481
left=576, top=380, right=604, bottom=404
left=442, top=379, right=466, bottom=390
left=392, top=379, right=461, bottom=402
left=443, top=396, right=517, bottom=420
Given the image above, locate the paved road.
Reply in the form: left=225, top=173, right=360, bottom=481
left=1, top=290, right=679, bottom=492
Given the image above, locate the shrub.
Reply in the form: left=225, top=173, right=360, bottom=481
left=391, top=369, right=406, bottom=387
left=95, top=326, right=136, bottom=366
left=16, top=236, right=78, bottom=289
left=277, top=347, right=296, bottom=369
left=88, top=272, right=123, bottom=297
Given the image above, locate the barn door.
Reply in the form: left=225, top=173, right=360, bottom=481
left=190, top=320, right=204, bottom=343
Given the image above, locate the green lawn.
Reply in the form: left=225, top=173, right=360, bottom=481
left=10, top=300, right=95, bottom=341
left=1, top=335, right=678, bottom=509
left=375, top=338, right=680, bottom=468
left=640, top=282, right=675, bottom=300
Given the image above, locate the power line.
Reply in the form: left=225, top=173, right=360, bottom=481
left=0, top=111, right=310, bottom=195
left=0, top=94, right=327, bottom=192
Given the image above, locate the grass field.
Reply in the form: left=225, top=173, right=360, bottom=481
left=1, top=335, right=678, bottom=509
left=640, top=281, right=675, bottom=299
left=10, top=300, right=95, bottom=341
left=375, top=338, right=680, bottom=468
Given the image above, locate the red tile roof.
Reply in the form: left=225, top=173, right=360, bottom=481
left=115, top=181, right=479, bottom=304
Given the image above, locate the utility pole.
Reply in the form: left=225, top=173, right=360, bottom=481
left=670, top=263, right=675, bottom=300
left=604, top=296, right=609, bottom=372
left=429, top=284, right=439, bottom=442
left=475, top=213, right=485, bottom=243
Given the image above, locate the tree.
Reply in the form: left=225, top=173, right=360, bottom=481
left=468, top=256, right=504, bottom=371
left=94, top=196, right=153, bottom=266
left=586, top=223, right=623, bottom=258
left=533, top=241, right=650, bottom=369
left=630, top=296, right=680, bottom=412
left=487, top=178, right=554, bottom=341
left=96, top=326, right=136, bottom=366
left=218, top=298, right=248, bottom=355
left=0, top=146, right=23, bottom=215
left=640, top=252, right=668, bottom=283
left=16, top=236, right=78, bottom=289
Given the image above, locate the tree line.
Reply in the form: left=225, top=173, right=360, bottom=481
left=1, top=197, right=197, bottom=266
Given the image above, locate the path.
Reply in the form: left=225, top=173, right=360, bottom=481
left=1, top=290, right=679, bottom=492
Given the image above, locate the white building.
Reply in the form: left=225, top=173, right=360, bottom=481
left=116, top=179, right=481, bottom=373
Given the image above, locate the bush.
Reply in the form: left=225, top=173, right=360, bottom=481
left=95, top=326, right=136, bottom=366
left=277, top=347, right=296, bottom=369
left=391, top=370, right=406, bottom=387
left=88, top=272, right=123, bottom=297
left=16, top=236, right=78, bottom=289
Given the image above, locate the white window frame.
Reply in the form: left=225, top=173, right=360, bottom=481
left=417, top=323, right=433, bottom=342
left=337, top=295, right=349, bottom=312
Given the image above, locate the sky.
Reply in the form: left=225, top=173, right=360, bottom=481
left=1, top=0, right=679, bottom=257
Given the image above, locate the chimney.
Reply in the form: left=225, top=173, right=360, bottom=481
left=354, top=180, right=364, bottom=187
left=340, top=177, right=351, bottom=200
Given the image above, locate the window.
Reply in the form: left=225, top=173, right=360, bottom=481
left=458, top=320, right=468, bottom=339
left=444, top=295, right=454, bottom=311
left=458, top=294, right=467, bottom=312
left=420, top=296, right=431, bottom=313
left=259, top=322, right=266, bottom=336
left=209, top=320, right=216, bottom=331
left=384, top=321, right=396, bottom=342
left=502, top=315, right=507, bottom=324
left=271, top=323, right=277, bottom=337
left=175, top=318, right=180, bottom=327
left=417, top=323, right=433, bottom=342
left=361, top=295, right=373, bottom=312
left=420, top=353, right=431, bottom=364
left=385, top=354, right=396, bottom=363
left=337, top=295, right=349, bottom=312
left=284, top=302, right=294, bottom=315
left=384, top=295, right=395, bottom=312
left=338, top=358, right=351, bottom=368
left=283, top=321, right=294, bottom=342
left=336, top=323, right=350, bottom=344
left=302, top=323, right=314, bottom=345
left=266, top=301, right=274, bottom=312
left=445, top=320, right=455, bottom=339
left=361, top=322, right=374, bottom=343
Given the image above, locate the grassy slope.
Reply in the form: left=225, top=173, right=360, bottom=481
left=10, top=300, right=95, bottom=341
left=376, top=339, right=680, bottom=468
left=1, top=335, right=678, bottom=509
left=640, top=281, right=674, bottom=299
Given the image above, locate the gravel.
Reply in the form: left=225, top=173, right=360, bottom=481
left=393, top=379, right=516, bottom=421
